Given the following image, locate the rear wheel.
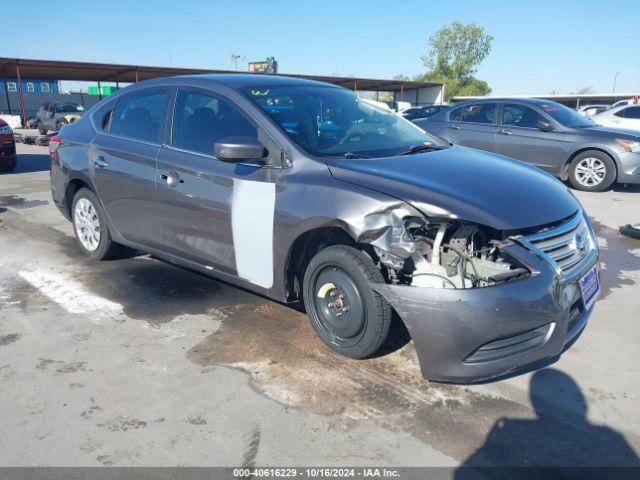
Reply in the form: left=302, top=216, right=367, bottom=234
left=303, top=245, right=392, bottom=359
left=72, top=188, right=122, bottom=260
left=568, top=150, right=616, bottom=192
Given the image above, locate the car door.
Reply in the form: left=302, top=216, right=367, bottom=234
left=155, top=87, right=278, bottom=286
left=89, top=87, right=169, bottom=249
left=616, top=106, right=640, bottom=131
left=446, top=102, right=499, bottom=152
left=496, top=102, right=569, bottom=172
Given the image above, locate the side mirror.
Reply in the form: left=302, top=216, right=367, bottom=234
left=49, top=112, right=55, bottom=118
left=537, top=121, right=553, bottom=132
left=214, top=137, right=267, bottom=163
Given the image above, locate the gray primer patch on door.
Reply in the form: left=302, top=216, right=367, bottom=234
left=231, top=179, right=276, bottom=288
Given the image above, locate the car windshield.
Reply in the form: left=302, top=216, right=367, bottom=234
left=55, top=103, right=83, bottom=113
left=244, top=85, right=446, bottom=157
left=539, top=102, right=593, bottom=128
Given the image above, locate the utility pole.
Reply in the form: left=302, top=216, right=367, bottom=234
left=230, top=54, right=245, bottom=71
left=613, top=72, right=620, bottom=93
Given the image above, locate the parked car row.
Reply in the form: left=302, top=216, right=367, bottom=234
left=591, top=104, right=640, bottom=131
left=576, top=104, right=610, bottom=117
left=415, top=98, right=640, bottom=191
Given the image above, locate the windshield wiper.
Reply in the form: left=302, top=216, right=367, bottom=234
left=342, top=152, right=373, bottom=159
left=397, top=144, right=443, bottom=156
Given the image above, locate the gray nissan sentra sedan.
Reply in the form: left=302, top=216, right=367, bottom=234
left=49, top=75, right=601, bottom=382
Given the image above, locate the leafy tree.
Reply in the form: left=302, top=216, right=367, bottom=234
left=417, top=21, right=494, bottom=101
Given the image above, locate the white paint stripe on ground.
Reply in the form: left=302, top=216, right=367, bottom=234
left=19, top=269, right=122, bottom=317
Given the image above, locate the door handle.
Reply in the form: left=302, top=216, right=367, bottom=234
left=92, top=157, right=109, bottom=168
left=497, top=130, right=513, bottom=135
left=449, top=124, right=461, bottom=130
left=160, top=172, right=184, bottom=186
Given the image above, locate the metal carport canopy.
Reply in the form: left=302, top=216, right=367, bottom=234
left=0, top=57, right=441, bottom=92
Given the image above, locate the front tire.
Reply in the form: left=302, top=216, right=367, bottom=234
left=71, top=188, right=121, bottom=260
left=568, top=150, right=616, bottom=192
left=303, top=245, right=392, bottom=359
left=38, top=122, right=48, bottom=136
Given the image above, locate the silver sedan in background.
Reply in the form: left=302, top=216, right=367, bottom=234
left=416, top=98, right=640, bottom=191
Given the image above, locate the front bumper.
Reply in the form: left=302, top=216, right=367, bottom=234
left=373, top=243, right=598, bottom=383
left=614, top=151, right=640, bottom=184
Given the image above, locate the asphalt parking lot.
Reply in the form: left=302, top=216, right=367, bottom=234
left=1, top=143, right=639, bottom=470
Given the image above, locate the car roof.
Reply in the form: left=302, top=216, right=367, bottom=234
left=165, top=73, right=341, bottom=90
left=450, top=97, right=562, bottom=107
left=596, top=104, right=631, bottom=115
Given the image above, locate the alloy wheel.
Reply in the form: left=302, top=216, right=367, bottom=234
left=74, top=198, right=101, bottom=251
left=575, top=157, right=607, bottom=187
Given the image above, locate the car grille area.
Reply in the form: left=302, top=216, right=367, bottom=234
left=519, top=213, right=593, bottom=278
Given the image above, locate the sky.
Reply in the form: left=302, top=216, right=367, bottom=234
left=2, top=0, right=639, bottom=95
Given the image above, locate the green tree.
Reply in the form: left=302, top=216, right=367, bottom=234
left=417, top=21, right=494, bottom=101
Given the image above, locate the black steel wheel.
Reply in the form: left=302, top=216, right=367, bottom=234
left=303, top=245, right=392, bottom=359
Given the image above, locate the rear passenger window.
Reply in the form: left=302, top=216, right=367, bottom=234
left=110, top=90, right=167, bottom=143
left=450, top=103, right=497, bottom=124
left=172, top=90, right=257, bottom=156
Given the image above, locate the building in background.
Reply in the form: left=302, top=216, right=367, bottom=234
left=1, top=78, right=59, bottom=95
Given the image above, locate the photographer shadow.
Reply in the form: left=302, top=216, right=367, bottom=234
left=455, top=369, right=639, bottom=479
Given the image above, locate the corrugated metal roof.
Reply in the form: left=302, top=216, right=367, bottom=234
left=0, top=57, right=441, bottom=92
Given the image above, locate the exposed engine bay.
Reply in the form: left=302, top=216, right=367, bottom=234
left=358, top=207, right=530, bottom=289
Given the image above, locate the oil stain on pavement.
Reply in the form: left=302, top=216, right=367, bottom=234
left=187, top=301, right=640, bottom=466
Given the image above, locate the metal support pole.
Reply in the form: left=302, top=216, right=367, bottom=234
left=400, top=85, right=404, bottom=101
left=97, top=81, right=102, bottom=100
left=613, top=72, right=620, bottom=94
left=135, top=70, right=139, bottom=83
left=354, top=81, right=357, bottom=92
left=16, top=66, right=28, bottom=127
left=2, top=79, right=11, bottom=114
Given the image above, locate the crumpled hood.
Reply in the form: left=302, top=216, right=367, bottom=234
left=326, top=145, right=580, bottom=231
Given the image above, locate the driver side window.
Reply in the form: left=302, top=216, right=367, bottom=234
left=172, top=90, right=257, bottom=156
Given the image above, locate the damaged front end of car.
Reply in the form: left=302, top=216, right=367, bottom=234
left=355, top=204, right=598, bottom=383
left=357, top=205, right=530, bottom=291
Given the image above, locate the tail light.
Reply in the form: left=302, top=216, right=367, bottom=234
left=49, top=136, right=61, bottom=163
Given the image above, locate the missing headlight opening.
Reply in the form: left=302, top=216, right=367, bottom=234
left=360, top=209, right=529, bottom=289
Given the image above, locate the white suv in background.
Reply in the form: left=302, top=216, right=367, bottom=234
left=592, top=104, right=640, bottom=131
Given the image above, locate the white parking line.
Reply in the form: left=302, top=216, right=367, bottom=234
left=19, top=269, right=122, bottom=317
